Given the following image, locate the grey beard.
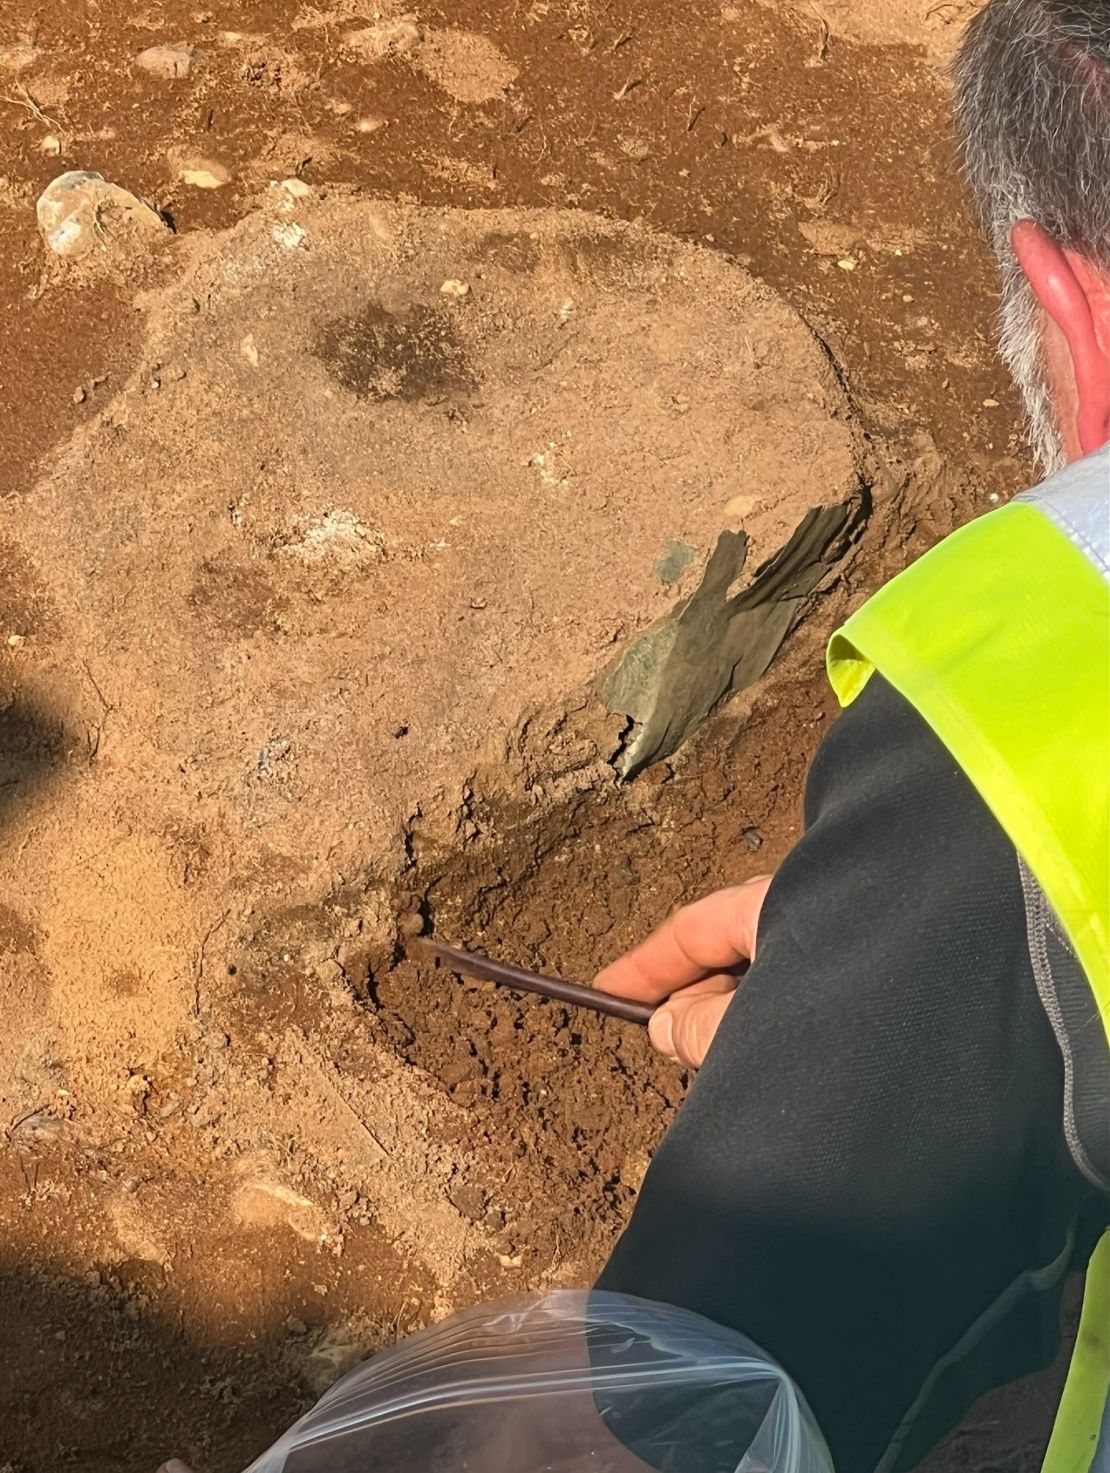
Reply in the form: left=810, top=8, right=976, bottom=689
left=998, top=261, right=1066, bottom=476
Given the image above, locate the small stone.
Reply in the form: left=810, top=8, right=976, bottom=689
left=741, top=827, right=763, bottom=852
left=284, top=1316, right=308, bottom=1336
left=136, top=43, right=195, bottom=80
left=901, top=293, right=914, bottom=303
left=272, top=222, right=306, bottom=249
left=40, top=134, right=62, bottom=157
left=836, top=257, right=857, bottom=271
left=982, top=397, right=1000, bottom=408
left=240, top=334, right=260, bottom=368
left=440, top=279, right=470, bottom=298
left=356, top=115, right=388, bottom=134
left=619, top=1148, right=651, bottom=1193
left=72, top=386, right=87, bottom=405
left=37, top=171, right=170, bottom=264
left=279, top=177, right=312, bottom=200
left=179, top=159, right=231, bottom=189
left=7, top=634, right=24, bottom=648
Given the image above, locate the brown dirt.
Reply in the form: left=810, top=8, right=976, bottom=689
left=0, top=2, right=1064, bottom=1471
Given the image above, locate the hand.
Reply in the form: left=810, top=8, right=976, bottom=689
left=596, top=875, right=773, bottom=1068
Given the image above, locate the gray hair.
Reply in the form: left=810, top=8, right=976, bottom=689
left=954, top=0, right=1110, bottom=470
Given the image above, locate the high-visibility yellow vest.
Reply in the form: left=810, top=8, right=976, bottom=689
left=827, top=446, right=1110, bottom=1473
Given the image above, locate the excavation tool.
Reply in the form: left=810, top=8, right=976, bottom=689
left=411, top=937, right=653, bottom=1025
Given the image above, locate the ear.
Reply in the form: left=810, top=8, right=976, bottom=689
left=1011, top=221, right=1110, bottom=457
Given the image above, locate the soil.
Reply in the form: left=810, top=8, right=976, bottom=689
left=0, top=2, right=1064, bottom=1471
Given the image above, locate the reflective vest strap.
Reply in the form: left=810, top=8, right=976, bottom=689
left=827, top=500, right=1110, bottom=1016
left=1043, top=1231, right=1110, bottom=1473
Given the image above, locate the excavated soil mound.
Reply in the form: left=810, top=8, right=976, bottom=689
left=0, top=191, right=873, bottom=1466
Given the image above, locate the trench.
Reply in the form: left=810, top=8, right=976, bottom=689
left=366, top=661, right=833, bottom=1290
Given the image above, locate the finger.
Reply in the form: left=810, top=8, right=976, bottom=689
left=597, top=875, right=772, bottom=1003
left=647, top=976, right=736, bottom=1063
left=650, top=989, right=737, bottom=1069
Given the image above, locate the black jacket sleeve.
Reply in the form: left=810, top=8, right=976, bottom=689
left=598, top=675, right=1104, bottom=1472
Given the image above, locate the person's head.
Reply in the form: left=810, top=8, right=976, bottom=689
left=955, top=0, right=1110, bottom=470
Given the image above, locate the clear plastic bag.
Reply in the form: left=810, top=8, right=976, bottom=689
left=246, top=1291, right=833, bottom=1473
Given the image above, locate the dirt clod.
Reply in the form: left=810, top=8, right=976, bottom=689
left=135, top=43, right=195, bottom=80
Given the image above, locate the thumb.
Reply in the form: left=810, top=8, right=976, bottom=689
left=649, top=987, right=735, bottom=1069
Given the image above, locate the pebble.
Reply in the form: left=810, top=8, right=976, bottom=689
left=136, top=43, right=195, bottom=79
left=179, top=158, right=231, bottom=189
left=272, top=222, right=306, bottom=250
left=619, top=1149, right=651, bottom=1193
left=440, top=278, right=470, bottom=298
left=240, top=334, right=260, bottom=368
left=279, top=177, right=312, bottom=200
left=356, top=115, right=388, bottom=134
left=40, top=134, right=62, bottom=157
left=72, top=385, right=87, bottom=405
left=37, top=171, right=170, bottom=262
left=837, top=257, right=857, bottom=271
left=982, top=397, right=1000, bottom=408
